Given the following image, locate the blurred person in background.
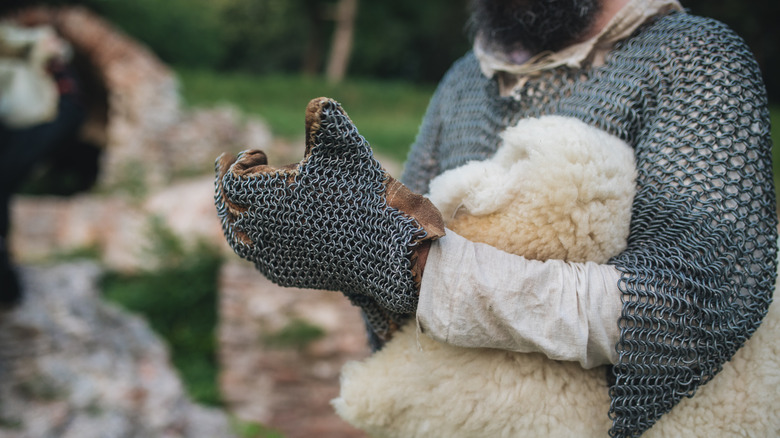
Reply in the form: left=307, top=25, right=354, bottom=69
left=0, top=22, right=84, bottom=305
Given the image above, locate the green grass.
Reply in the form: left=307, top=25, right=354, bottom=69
left=101, top=218, right=223, bottom=406
left=232, top=419, right=286, bottom=438
left=176, top=69, right=436, bottom=163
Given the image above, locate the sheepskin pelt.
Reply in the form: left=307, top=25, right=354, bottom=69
left=426, top=115, right=635, bottom=264
left=332, top=116, right=780, bottom=437
left=335, top=300, right=780, bottom=437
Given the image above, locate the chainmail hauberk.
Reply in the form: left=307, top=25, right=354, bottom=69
left=401, top=11, right=777, bottom=438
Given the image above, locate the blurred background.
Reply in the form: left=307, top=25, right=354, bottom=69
left=3, top=0, right=777, bottom=163
left=0, top=1, right=777, bottom=438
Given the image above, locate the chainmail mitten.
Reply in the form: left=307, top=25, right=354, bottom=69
left=215, top=97, right=445, bottom=339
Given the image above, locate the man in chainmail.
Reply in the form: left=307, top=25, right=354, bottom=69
left=215, top=0, right=777, bottom=436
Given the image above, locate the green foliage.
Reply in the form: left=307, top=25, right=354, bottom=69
left=37, top=0, right=470, bottom=83
left=216, top=0, right=314, bottom=74
left=263, top=319, right=325, bottom=349
left=101, top=218, right=224, bottom=405
left=144, top=216, right=188, bottom=268
left=177, top=69, right=435, bottom=163
left=350, top=0, right=471, bottom=82
left=50, top=244, right=102, bottom=263
left=214, top=0, right=471, bottom=83
left=231, top=418, right=286, bottom=438
left=76, top=0, right=226, bottom=69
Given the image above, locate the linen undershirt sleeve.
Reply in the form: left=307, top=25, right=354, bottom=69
left=416, top=230, right=623, bottom=369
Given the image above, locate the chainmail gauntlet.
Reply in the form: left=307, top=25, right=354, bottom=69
left=215, top=97, right=444, bottom=340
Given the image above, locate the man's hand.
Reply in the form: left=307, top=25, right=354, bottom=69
left=214, top=97, right=444, bottom=337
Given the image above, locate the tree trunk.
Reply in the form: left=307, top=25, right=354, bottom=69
left=325, top=0, right=358, bottom=83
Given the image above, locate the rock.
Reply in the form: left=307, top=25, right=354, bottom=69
left=0, top=261, right=237, bottom=438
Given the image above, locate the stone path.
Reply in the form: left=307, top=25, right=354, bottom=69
left=219, top=260, right=369, bottom=438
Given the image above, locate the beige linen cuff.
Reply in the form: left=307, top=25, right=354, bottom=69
left=417, top=230, right=622, bottom=368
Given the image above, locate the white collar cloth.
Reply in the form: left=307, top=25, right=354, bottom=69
left=474, top=0, right=683, bottom=95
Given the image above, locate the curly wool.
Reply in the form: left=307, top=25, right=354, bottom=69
left=426, top=115, right=635, bottom=264
left=332, top=116, right=780, bottom=437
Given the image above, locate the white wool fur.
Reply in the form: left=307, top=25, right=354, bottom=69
left=426, top=115, right=636, bottom=263
left=332, top=116, right=780, bottom=437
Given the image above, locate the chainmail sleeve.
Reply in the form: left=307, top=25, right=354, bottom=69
left=606, top=17, right=778, bottom=437
left=401, top=54, right=523, bottom=194
left=401, top=62, right=451, bottom=194
left=400, top=90, right=441, bottom=195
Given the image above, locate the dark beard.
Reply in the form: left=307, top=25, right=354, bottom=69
left=469, top=0, right=602, bottom=56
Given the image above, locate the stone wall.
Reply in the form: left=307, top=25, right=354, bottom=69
left=10, top=176, right=228, bottom=272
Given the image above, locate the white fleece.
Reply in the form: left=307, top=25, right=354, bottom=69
left=426, top=115, right=636, bottom=264
left=334, top=297, right=780, bottom=438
